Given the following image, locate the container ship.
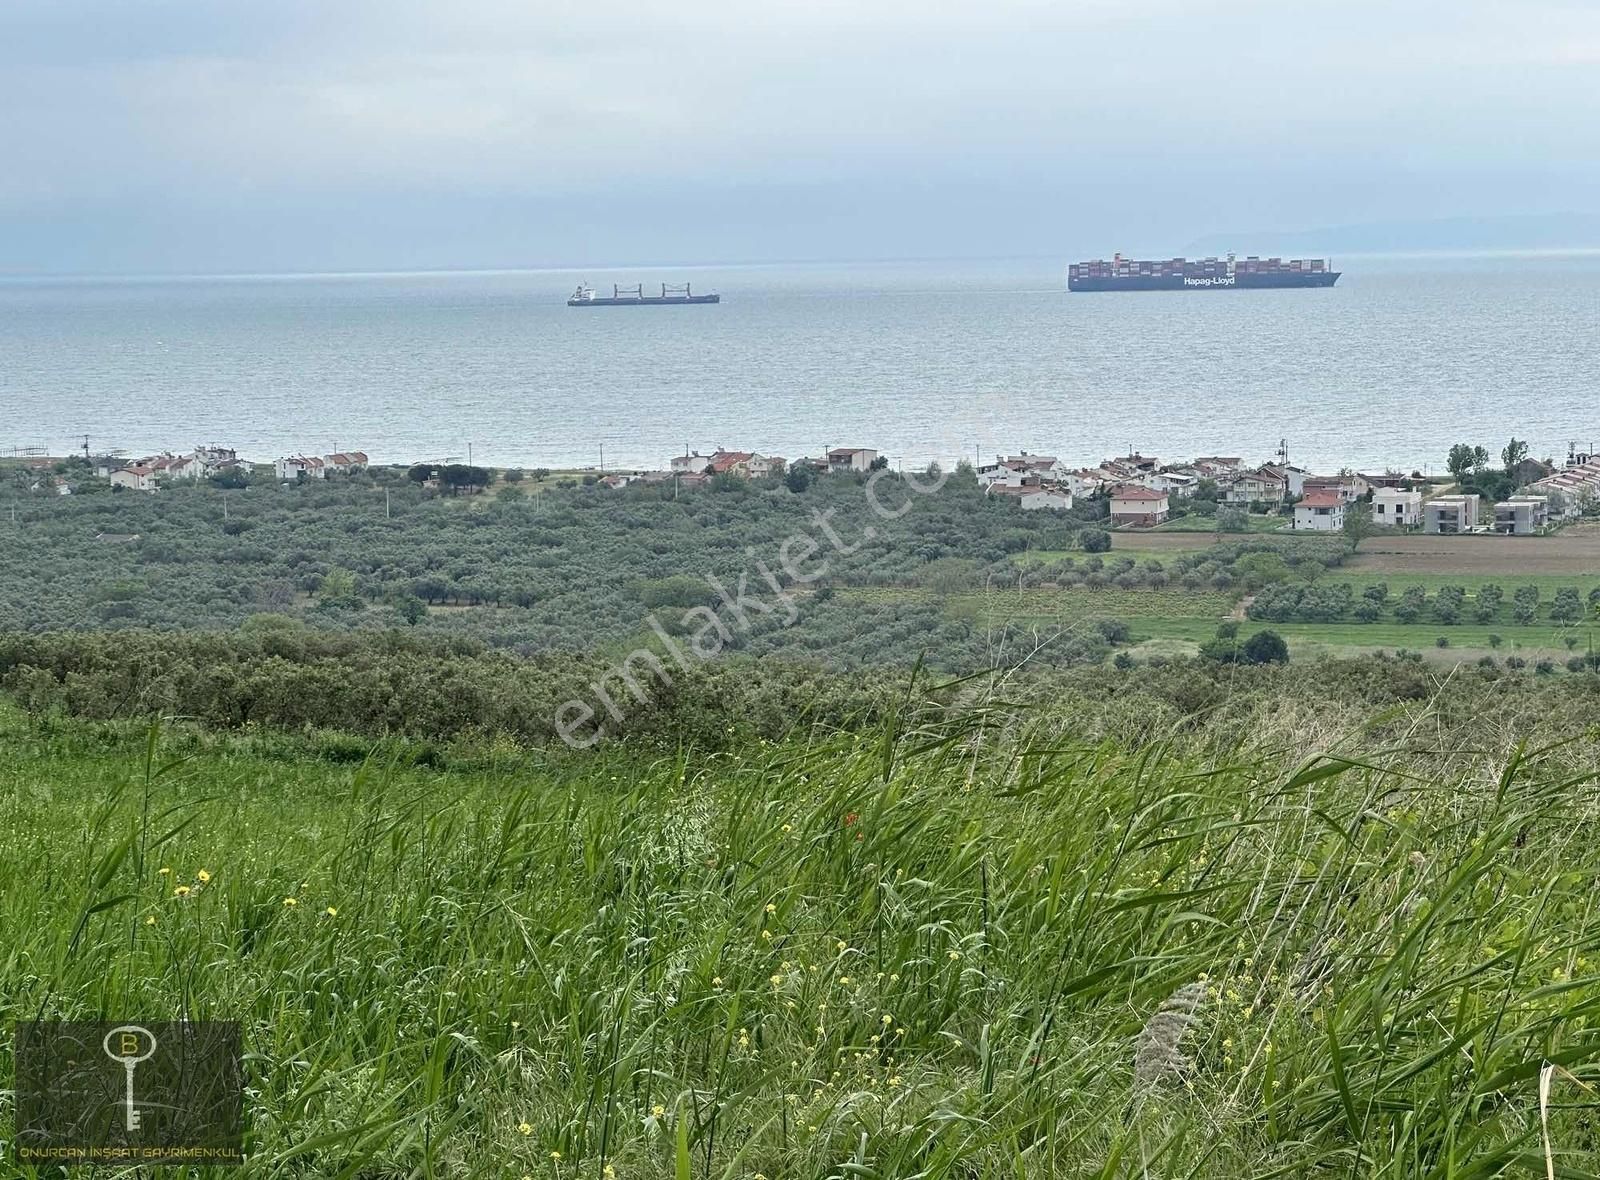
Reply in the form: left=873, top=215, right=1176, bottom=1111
left=568, top=282, right=720, bottom=306
left=1067, top=252, right=1339, bottom=292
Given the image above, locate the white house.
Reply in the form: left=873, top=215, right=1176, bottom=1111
left=110, top=465, right=157, bottom=492
left=1302, top=473, right=1370, bottom=503
left=1293, top=489, right=1346, bottom=531
left=1262, top=463, right=1308, bottom=497
left=277, top=455, right=327, bottom=480
left=670, top=451, right=708, bottom=474
left=1139, top=471, right=1198, bottom=497
left=1372, top=488, right=1423, bottom=528
left=746, top=453, right=786, bottom=478
left=1223, top=467, right=1289, bottom=505
left=1108, top=483, right=1169, bottom=526
left=987, top=482, right=1073, bottom=511
left=324, top=451, right=369, bottom=473
left=827, top=447, right=879, bottom=473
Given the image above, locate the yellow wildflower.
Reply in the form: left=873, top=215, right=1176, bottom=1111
left=145, top=915, right=156, bottom=926
left=325, top=906, right=338, bottom=917
left=765, top=902, right=777, bottom=914
left=948, top=949, right=962, bottom=961
left=173, top=885, right=190, bottom=897
left=550, top=1151, right=561, bottom=1160
left=157, top=867, right=171, bottom=876
left=518, top=1122, right=532, bottom=1135
left=197, top=869, right=212, bottom=883
left=651, top=1104, right=665, bottom=1118
left=283, top=897, right=298, bottom=907
left=712, top=976, right=723, bottom=987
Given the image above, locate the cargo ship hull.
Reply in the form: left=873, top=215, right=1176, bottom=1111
left=1067, top=254, right=1340, bottom=292
left=1069, top=272, right=1338, bottom=292
left=569, top=294, right=720, bottom=306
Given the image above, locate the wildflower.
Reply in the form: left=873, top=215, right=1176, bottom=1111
left=738, top=1033, right=750, bottom=1048
left=836, top=940, right=847, bottom=953
left=888, top=1075, right=902, bottom=1086
left=605, top=1168, right=616, bottom=1179
left=325, top=906, right=337, bottom=917
left=839, top=975, right=851, bottom=985
left=881, top=1013, right=893, bottom=1025
left=145, top=915, right=157, bottom=926
left=948, top=950, right=962, bottom=961
left=518, top=1122, right=532, bottom=1135
left=651, top=1105, right=665, bottom=1118
left=283, top=897, right=298, bottom=907
left=712, top=976, right=723, bottom=988
left=781, top=824, right=792, bottom=833
left=761, top=930, right=773, bottom=941
left=550, top=1151, right=561, bottom=1161
left=895, top=1027, right=905, bottom=1035
left=157, top=867, right=171, bottom=876
left=197, top=869, right=212, bottom=883
left=765, top=903, right=777, bottom=914
left=173, top=885, right=191, bottom=897
left=770, top=973, right=783, bottom=987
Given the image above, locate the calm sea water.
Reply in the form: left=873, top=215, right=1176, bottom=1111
left=3, top=253, right=1597, bottom=473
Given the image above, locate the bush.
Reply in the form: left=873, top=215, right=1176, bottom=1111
left=1241, top=629, right=1290, bottom=665
left=1079, top=528, right=1111, bottom=553
left=1112, top=652, right=1134, bottom=670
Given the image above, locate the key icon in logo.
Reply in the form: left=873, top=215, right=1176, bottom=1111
left=102, top=1025, right=158, bottom=1132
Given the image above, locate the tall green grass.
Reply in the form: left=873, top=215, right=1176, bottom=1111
left=2, top=697, right=1599, bottom=1177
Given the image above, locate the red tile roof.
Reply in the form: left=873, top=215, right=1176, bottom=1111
left=1298, top=490, right=1344, bottom=509
left=1108, top=483, right=1166, bottom=501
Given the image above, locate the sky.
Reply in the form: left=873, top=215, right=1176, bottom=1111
left=3, top=0, right=1599, bottom=273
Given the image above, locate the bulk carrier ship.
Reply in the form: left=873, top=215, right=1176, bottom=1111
left=1067, top=252, right=1339, bottom=292
left=568, top=282, right=720, bottom=306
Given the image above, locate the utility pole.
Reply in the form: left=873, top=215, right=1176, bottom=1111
left=467, top=442, right=473, bottom=466
left=385, top=488, right=391, bottom=519
left=223, top=494, right=229, bottom=521
left=600, top=444, right=604, bottom=473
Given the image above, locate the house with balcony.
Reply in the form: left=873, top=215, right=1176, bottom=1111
left=827, top=447, right=879, bottom=473
left=1372, top=487, right=1423, bottom=527
left=1424, top=493, right=1481, bottom=534
left=1494, top=495, right=1549, bottom=535
left=1222, top=467, right=1289, bottom=505
left=1108, top=483, right=1170, bottom=527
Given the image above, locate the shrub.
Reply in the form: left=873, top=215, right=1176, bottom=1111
left=1435, top=636, right=1449, bottom=648
left=1241, top=629, right=1290, bottom=665
left=1079, top=528, right=1111, bottom=553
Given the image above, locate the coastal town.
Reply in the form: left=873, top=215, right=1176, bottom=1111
left=11, top=435, right=1600, bottom=537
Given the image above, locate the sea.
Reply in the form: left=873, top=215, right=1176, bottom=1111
left=3, top=252, right=1597, bottom=474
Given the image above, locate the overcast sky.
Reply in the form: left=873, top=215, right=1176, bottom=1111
left=3, top=0, right=1598, bottom=272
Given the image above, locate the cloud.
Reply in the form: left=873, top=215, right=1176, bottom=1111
left=1, top=0, right=1597, bottom=269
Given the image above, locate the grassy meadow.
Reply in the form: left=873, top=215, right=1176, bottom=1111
left=5, top=688, right=1600, bottom=1177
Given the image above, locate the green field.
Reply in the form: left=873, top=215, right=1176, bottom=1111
left=1151, top=513, right=1287, bottom=533
left=5, top=680, right=1600, bottom=1176
left=1329, top=570, right=1600, bottom=597
left=1131, top=616, right=1590, bottom=655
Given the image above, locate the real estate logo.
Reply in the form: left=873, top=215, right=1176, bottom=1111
left=13, top=1020, right=243, bottom=1167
